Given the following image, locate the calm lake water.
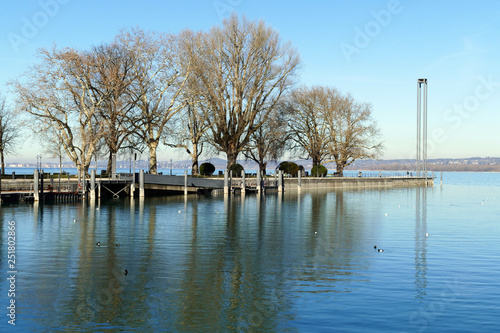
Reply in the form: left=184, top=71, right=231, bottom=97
left=1, top=172, right=499, bottom=332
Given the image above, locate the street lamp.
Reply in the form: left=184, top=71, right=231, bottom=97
left=36, top=155, right=42, bottom=172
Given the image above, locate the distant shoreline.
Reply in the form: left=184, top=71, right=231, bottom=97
left=2, top=166, right=499, bottom=176
left=347, top=164, right=500, bottom=173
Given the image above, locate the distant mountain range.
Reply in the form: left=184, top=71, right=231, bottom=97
left=160, top=156, right=500, bottom=172
left=6, top=156, right=500, bottom=172
left=346, top=157, right=500, bottom=172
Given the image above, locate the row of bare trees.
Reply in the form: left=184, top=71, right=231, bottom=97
left=286, top=86, right=383, bottom=175
left=8, top=15, right=382, bottom=177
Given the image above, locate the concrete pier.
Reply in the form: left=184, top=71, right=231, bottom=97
left=34, top=169, right=39, bottom=201
left=90, top=170, right=96, bottom=199
left=224, top=170, right=229, bottom=194
left=283, top=176, right=433, bottom=190
left=257, top=170, right=261, bottom=193
left=241, top=171, right=246, bottom=194
left=139, top=170, right=145, bottom=198
left=0, top=170, right=434, bottom=203
left=297, top=169, right=302, bottom=192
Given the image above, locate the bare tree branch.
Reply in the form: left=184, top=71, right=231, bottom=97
left=0, top=95, right=21, bottom=174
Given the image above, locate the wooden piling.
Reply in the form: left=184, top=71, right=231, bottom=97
left=278, top=170, right=284, bottom=193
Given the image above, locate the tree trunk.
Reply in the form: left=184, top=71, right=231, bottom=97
left=1, top=149, right=4, bottom=175
left=259, top=161, right=267, bottom=175
left=148, top=140, right=159, bottom=175
left=226, top=150, right=238, bottom=170
left=77, top=164, right=84, bottom=192
left=336, top=161, right=346, bottom=177
left=192, top=160, right=199, bottom=176
left=106, top=150, right=117, bottom=174
left=312, top=155, right=321, bottom=169
left=84, top=163, right=90, bottom=176
left=191, top=143, right=199, bottom=176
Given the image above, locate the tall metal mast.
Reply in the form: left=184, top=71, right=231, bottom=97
left=417, top=79, right=428, bottom=177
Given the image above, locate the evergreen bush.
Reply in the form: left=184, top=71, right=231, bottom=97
left=311, top=164, right=328, bottom=177
left=229, top=163, right=244, bottom=176
left=199, top=162, right=216, bottom=176
left=278, top=161, right=300, bottom=177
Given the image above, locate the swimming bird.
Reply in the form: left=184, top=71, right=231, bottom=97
left=123, top=269, right=128, bottom=275
left=378, top=249, right=384, bottom=252
left=374, top=245, right=377, bottom=249
left=115, top=243, right=120, bottom=247
left=96, top=242, right=101, bottom=246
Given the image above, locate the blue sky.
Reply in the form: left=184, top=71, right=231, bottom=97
left=1, top=0, right=500, bottom=163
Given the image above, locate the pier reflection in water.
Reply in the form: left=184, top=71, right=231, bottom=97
left=2, top=182, right=499, bottom=331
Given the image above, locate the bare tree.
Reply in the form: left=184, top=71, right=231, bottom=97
left=243, top=107, right=288, bottom=174
left=0, top=95, right=21, bottom=174
left=90, top=42, right=138, bottom=173
left=166, top=101, right=209, bottom=175
left=285, top=86, right=333, bottom=168
left=118, top=28, right=189, bottom=174
left=190, top=14, right=300, bottom=169
left=164, top=31, right=210, bottom=176
left=39, top=127, right=65, bottom=188
left=325, top=93, right=383, bottom=176
left=10, top=47, right=107, bottom=177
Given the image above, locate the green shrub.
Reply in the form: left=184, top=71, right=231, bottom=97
left=199, top=162, right=216, bottom=176
left=311, top=164, right=328, bottom=177
left=229, top=163, right=244, bottom=176
left=278, top=161, right=299, bottom=177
